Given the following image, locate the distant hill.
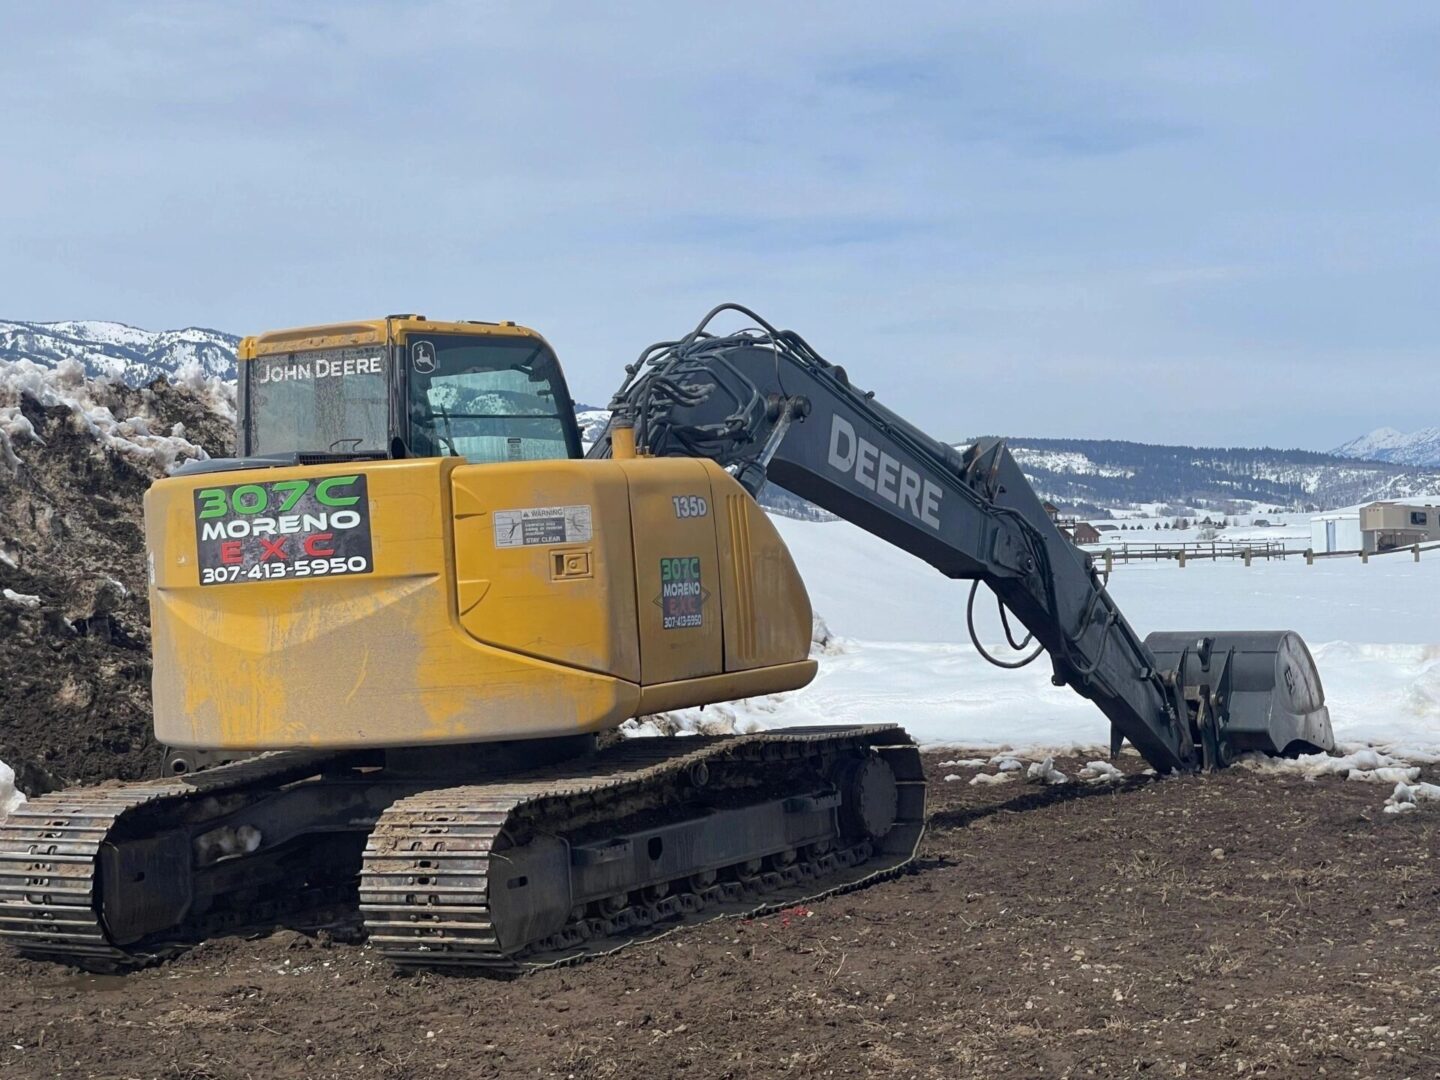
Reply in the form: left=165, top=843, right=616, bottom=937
left=4, top=319, right=1435, bottom=514
left=0, top=320, right=237, bottom=383
left=1332, top=426, right=1440, bottom=467
left=990, top=437, right=1440, bottom=515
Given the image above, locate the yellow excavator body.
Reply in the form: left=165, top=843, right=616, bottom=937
left=145, top=318, right=815, bottom=750
left=1, top=312, right=926, bottom=975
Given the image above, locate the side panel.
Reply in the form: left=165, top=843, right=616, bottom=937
left=711, top=471, right=814, bottom=672
left=451, top=461, right=640, bottom=681
left=620, top=458, right=724, bottom=684
left=147, top=459, right=638, bottom=749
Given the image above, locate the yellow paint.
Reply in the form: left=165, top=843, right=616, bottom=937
left=637, top=661, right=818, bottom=715
left=238, top=316, right=551, bottom=360
left=610, top=421, right=636, bottom=459
left=451, top=460, right=640, bottom=681
left=619, top=457, right=725, bottom=684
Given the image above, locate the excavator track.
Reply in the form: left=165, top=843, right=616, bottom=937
left=0, top=726, right=923, bottom=974
left=0, top=751, right=356, bottom=970
left=361, top=725, right=924, bottom=970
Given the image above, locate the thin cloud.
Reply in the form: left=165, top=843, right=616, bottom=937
left=0, top=2, right=1435, bottom=448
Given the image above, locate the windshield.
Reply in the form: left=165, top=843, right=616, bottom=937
left=246, top=346, right=389, bottom=456
left=406, top=335, right=574, bottom=462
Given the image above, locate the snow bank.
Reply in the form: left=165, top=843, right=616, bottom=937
left=0, top=760, right=25, bottom=818
left=0, top=358, right=229, bottom=475
left=1026, top=757, right=1069, bottom=785
left=632, top=514, right=1440, bottom=765
left=1384, top=780, right=1440, bottom=814
left=2, top=588, right=42, bottom=610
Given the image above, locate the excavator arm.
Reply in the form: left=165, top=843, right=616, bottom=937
left=593, top=304, right=1334, bottom=773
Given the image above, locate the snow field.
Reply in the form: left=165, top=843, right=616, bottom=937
left=635, top=513, right=1440, bottom=813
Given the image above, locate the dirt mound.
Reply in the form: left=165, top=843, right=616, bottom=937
left=0, top=361, right=234, bottom=792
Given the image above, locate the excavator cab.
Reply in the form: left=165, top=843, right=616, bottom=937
left=238, top=316, right=584, bottom=464
left=143, top=315, right=818, bottom=754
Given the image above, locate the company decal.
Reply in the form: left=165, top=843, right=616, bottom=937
left=193, top=474, right=373, bottom=585
left=411, top=340, right=437, bottom=374
left=251, top=349, right=383, bottom=384
left=655, top=556, right=708, bottom=630
left=826, top=414, right=943, bottom=530
left=493, top=504, right=594, bottom=548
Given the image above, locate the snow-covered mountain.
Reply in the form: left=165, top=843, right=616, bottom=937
left=5, top=319, right=1437, bottom=513
left=573, top=405, right=612, bottom=446
left=973, top=436, right=1440, bottom=515
left=1332, top=426, right=1440, bottom=467
left=0, top=320, right=238, bottom=384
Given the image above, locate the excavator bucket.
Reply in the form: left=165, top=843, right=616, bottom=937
left=1143, top=631, right=1335, bottom=758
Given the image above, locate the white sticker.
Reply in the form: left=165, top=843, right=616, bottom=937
left=493, top=504, right=594, bottom=548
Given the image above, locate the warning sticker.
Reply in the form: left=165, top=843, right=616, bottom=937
left=493, top=504, right=594, bottom=548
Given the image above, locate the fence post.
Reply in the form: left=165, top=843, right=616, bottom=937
left=1361, top=549, right=1369, bottom=564
left=1244, top=548, right=1252, bottom=567
left=1104, top=549, right=1113, bottom=575
left=1305, top=548, right=1314, bottom=566
left=1178, top=549, right=1186, bottom=569
left=1415, top=544, right=1422, bottom=563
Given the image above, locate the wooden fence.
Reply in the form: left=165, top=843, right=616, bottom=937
left=1082, top=539, right=1296, bottom=565
left=1083, top=538, right=1440, bottom=571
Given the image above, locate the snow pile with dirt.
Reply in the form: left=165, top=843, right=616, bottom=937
left=0, top=360, right=233, bottom=795
left=0, top=358, right=233, bottom=478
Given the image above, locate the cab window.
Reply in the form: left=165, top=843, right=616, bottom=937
left=405, top=336, right=577, bottom=462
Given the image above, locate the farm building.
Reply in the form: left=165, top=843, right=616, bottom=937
left=1311, top=510, right=1362, bottom=554
left=1070, top=522, right=1102, bottom=545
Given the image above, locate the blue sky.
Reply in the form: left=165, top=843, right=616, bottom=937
left=2, top=2, right=1436, bottom=448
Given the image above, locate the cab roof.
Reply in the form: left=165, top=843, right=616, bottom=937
left=238, top=315, right=548, bottom=359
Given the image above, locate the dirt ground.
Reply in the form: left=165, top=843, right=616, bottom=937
left=1, top=751, right=1437, bottom=1080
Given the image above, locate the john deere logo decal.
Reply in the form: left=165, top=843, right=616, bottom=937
left=656, top=556, right=709, bottom=630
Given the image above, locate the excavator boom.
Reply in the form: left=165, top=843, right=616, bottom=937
left=594, top=304, right=1334, bottom=773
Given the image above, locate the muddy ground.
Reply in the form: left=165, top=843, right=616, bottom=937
left=1, top=752, right=1436, bottom=1080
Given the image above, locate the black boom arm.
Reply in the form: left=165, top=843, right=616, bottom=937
left=593, top=304, right=1333, bottom=774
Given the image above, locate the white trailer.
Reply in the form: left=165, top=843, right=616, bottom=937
left=1310, top=511, right=1362, bottom=553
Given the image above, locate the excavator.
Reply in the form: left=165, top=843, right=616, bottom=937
left=0, top=304, right=1334, bottom=972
